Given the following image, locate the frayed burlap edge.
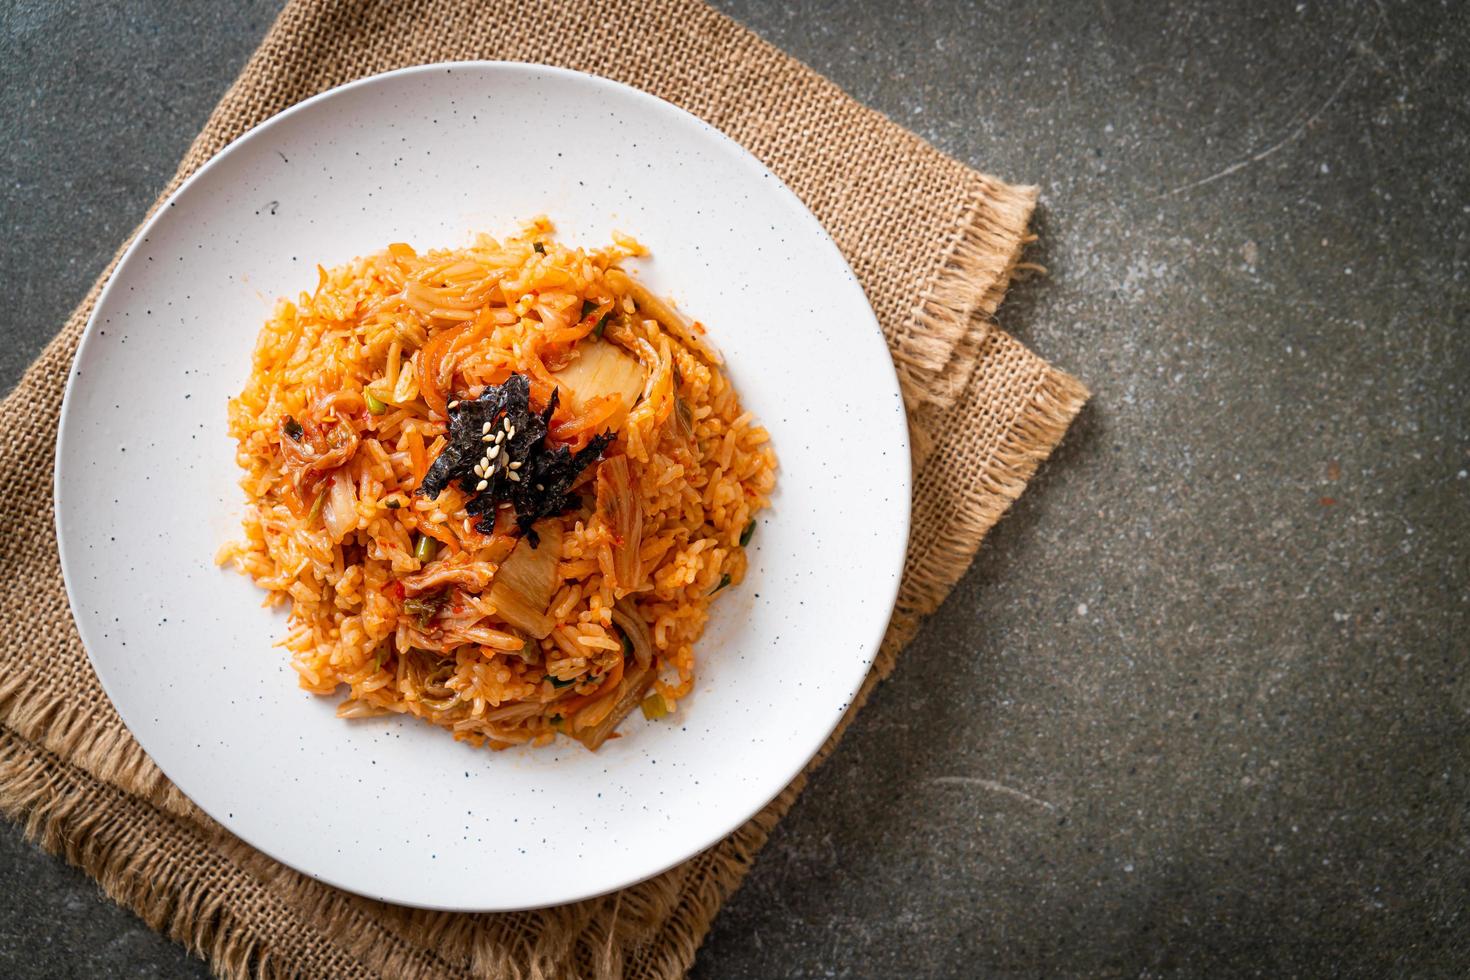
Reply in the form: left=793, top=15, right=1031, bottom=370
left=891, top=177, right=1042, bottom=418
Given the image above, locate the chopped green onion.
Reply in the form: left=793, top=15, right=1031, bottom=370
left=414, top=534, right=437, bottom=563
left=739, top=520, right=756, bottom=547
left=365, top=390, right=388, bottom=415
left=307, top=490, right=326, bottom=522
left=533, top=242, right=545, bottom=254
left=385, top=498, right=401, bottom=510
left=640, top=692, right=670, bottom=720
left=593, top=312, right=609, bottom=339
left=549, top=714, right=563, bottom=727
left=403, top=593, right=447, bottom=626
left=581, top=299, right=596, bottom=318
left=709, top=573, right=731, bottom=595
left=283, top=416, right=304, bottom=441
left=546, top=675, right=574, bottom=688
left=372, top=648, right=386, bottom=672
left=621, top=631, right=634, bottom=659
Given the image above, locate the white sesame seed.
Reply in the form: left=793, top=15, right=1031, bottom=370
left=502, top=417, right=511, bottom=430
left=476, top=480, right=488, bottom=491
left=482, top=434, right=492, bottom=443
left=495, top=431, right=505, bottom=444
left=481, top=422, right=492, bottom=435
left=488, top=445, right=500, bottom=459
left=508, top=471, right=521, bottom=482
left=536, top=484, right=544, bottom=491
left=508, top=426, right=516, bottom=438
left=509, top=461, right=521, bottom=470
left=448, top=400, right=460, bottom=409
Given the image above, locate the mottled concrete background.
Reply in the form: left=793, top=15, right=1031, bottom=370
left=2, top=0, right=1466, bottom=976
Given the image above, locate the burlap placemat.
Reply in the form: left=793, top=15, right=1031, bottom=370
left=0, top=1, right=1087, bottom=976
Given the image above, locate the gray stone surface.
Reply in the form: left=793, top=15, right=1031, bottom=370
left=2, top=0, right=1467, bottom=977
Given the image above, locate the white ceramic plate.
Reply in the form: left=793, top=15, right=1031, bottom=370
left=55, top=63, right=909, bottom=911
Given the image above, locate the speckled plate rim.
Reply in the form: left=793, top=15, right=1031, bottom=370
left=54, top=61, right=910, bottom=911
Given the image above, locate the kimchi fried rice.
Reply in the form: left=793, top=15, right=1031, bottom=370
left=217, top=219, right=776, bottom=749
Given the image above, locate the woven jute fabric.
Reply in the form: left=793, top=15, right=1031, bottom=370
left=0, top=1, right=1087, bottom=976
